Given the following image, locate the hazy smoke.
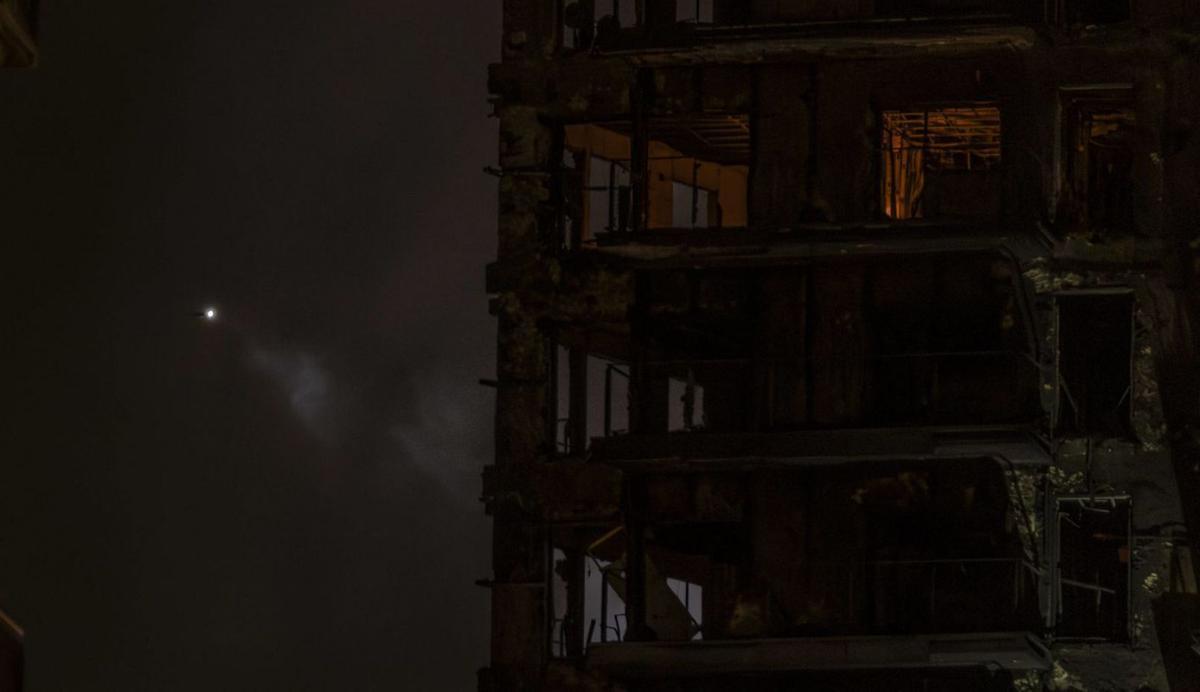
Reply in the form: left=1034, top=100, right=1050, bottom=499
left=388, top=374, right=489, bottom=493
left=248, top=344, right=342, bottom=445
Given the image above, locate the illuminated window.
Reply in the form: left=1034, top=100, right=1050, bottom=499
left=565, top=115, right=750, bottom=236
left=881, top=105, right=1002, bottom=220
left=646, top=114, right=750, bottom=230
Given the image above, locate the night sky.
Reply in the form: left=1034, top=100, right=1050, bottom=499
left=1, top=3, right=497, bottom=690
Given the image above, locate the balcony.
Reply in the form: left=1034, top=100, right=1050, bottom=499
left=589, top=426, right=1051, bottom=470
left=561, top=0, right=1042, bottom=54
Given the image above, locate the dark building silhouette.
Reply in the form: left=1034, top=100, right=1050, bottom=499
left=482, top=1, right=1200, bottom=690
left=0, top=609, right=21, bottom=692
left=2, top=4, right=33, bottom=691
left=0, top=0, right=35, bottom=68
left=1, top=2, right=33, bottom=686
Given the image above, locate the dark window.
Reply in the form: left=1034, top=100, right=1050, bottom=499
left=876, top=0, right=996, bottom=17
left=1055, top=292, right=1134, bottom=437
left=562, top=0, right=640, bottom=49
left=1061, top=91, right=1135, bottom=236
left=1056, top=496, right=1132, bottom=641
left=1063, top=0, right=1130, bottom=25
left=676, top=0, right=715, bottom=23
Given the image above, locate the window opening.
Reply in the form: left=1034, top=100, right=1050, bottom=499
left=563, top=0, right=641, bottom=49
left=647, top=115, right=750, bottom=230
left=566, top=118, right=748, bottom=235
left=668, top=372, right=705, bottom=431
left=554, top=344, right=571, bottom=453
left=1055, top=292, right=1134, bottom=437
left=1057, top=0, right=1130, bottom=26
left=585, top=557, right=629, bottom=644
left=881, top=105, right=1002, bottom=220
left=550, top=547, right=571, bottom=657
left=875, top=0, right=1000, bottom=18
left=1055, top=496, right=1132, bottom=641
left=595, top=354, right=633, bottom=436
left=666, top=578, right=705, bottom=639
left=1061, top=91, right=1135, bottom=236
left=584, top=527, right=629, bottom=645
left=676, top=0, right=715, bottom=23
left=565, top=124, right=634, bottom=239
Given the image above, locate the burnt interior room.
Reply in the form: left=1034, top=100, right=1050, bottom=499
left=561, top=115, right=750, bottom=244
left=881, top=104, right=1003, bottom=220
left=619, top=253, right=1038, bottom=434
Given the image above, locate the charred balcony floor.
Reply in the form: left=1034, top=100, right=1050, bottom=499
left=585, top=631, right=1050, bottom=678
left=587, top=426, right=1051, bottom=471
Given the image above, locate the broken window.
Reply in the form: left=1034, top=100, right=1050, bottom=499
left=1055, top=291, right=1134, bottom=438
left=1055, top=496, right=1132, bottom=641
left=1060, top=90, right=1135, bottom=236
left=581, top=527, right=630, bottom=646
left=585, top=556, right=629, bottom=644
left=881, top=105, right=1002, bottom=220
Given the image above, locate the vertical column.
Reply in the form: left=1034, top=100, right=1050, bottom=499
left=624, top=477, right=651, bottom=641
left=644, top=0, right=677, bottom=29
left=751, top=66, right=813, bottom=227
left=563, top=546, right=587, bottom=657
left=489, top=104, right=555, bottom=690
left=630, top=69, right=654, bottom=233
left=502, top=0, right=560, bottom=59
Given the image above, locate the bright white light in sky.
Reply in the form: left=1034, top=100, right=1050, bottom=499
left=203, top=307, right=217, bottom=321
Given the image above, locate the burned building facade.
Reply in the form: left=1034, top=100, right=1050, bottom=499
left=483, top=2, right=1200, bottom=690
